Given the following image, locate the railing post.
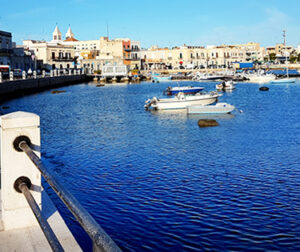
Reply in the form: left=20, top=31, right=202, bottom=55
left=22, top=71, right=26, bottom=80
left=9, top=71, right=14, bottom=81
left=0, top=72, right=2, bottom=83
left=0, top=111, right=41, bottom=230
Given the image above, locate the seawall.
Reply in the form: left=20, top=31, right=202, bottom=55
left=0, top=75, right=92, bottom=102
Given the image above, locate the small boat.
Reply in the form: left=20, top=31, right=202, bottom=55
left=216, top=81, right=236, bottom=91
left=152, top=75, right=172, bottom=82
left=187, top=103, right=235, bottom=114
left=145, top=91, right=220, bottom=110
left=193, top=72, right=222, bottom=81
left=269, top=78, right=296, bottom=84
left=164, top=86, right=204, bottom=95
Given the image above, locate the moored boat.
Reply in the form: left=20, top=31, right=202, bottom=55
left=216, top=81, right=236, bottom=91
left=145, top=92, right=220, bottom=110
left=164, top=86, right=204, bottom=95
left=152, top=75, right=172, bottom=82
left=269, top=78, right=296, bottom=84
left=187, top=103, right=235, bottom=114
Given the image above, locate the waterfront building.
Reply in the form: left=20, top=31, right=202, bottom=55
left=234, top=42, right=265, bottom=62
left=23, top=26, right=76, bottom=70
left=266, top=43, right=294, bottom=59
left=0, top=30, right=34, bottom=70
left=141, top=43, right=251, bottom=70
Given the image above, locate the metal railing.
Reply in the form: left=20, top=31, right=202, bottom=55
left=13, top=136, right=121, bottom=252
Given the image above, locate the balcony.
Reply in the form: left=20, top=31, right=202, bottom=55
left=124, top=48, right=131, bottom=52
left=131, top=48, right=140, bottom=52
left=52, top=57, right=74, bottom=62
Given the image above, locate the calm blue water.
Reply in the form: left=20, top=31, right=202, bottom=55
left=3, top=80, right=300, bottom=251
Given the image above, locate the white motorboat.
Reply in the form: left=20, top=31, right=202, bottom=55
left=269, top=77, right=296, bottom=84
left=245, top=73, right=276, bottom=83
left=193, top=72, right=222, bottom=81
left=145, top=92, right=220, bottom=110
left=216, top=81, right=236, bottom=91
left=187, top=103, right=235, bottom=114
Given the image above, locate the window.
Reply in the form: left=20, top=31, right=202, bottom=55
left=179, top=53, right=182, bottom=59
left=52, top=52, right=55, bottom=59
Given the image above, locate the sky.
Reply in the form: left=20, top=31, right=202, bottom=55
left=1, top=0, right=300, bottom=48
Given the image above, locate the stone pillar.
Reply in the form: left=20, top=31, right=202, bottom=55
left=50, top=70, right=54, bottom=77
left=33, top=70, right=37, bottom=79
left=0, top=72, right=2, bottom=83
left=69, top=69, right=72, bottom=76
left=0, top=111, right=41, bottom=230
left=42, top=70, right=45, bottom=78
left=9, top=71, right=13, bottom=81
left=22, top=71, right=26, bottom=80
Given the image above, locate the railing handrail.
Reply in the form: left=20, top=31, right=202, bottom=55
left=14, top=177, right=64, bottom=252
left=17, top=139, right=121, bottom=252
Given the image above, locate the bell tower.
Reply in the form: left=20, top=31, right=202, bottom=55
left=52, top=25, right=62, bottom=41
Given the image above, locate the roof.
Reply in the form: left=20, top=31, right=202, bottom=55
left=64, top=37, right=79, bottom=42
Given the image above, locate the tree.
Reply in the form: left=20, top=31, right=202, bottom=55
left=269, top=53, right=276, bottom=61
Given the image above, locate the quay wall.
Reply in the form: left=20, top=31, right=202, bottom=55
left=0, top=75, right=91, bottom=102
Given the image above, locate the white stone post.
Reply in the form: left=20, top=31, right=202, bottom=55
left=0, top=72, right=2, bottom=83
left=0, top=111, right=41, bottom=230
left=9, top=71, right=14, bottom=81
left=69, top=69, right=72, bottom=76
left=50, top=70, right=54, bottom=77
left=42, top=70, right=45, bottom=78
left=22, top=71, right=26, bottom=80
left=33, top=70, right=37, bottom=79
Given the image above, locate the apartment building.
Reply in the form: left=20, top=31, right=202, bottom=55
left=0, top=30, right=34, bottom=70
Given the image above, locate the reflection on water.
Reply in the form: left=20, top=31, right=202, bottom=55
left=3, top=80, right=300, bottom=251
left=150, top=109, right=188, bottom=121
left=188, top=113, right=235, bottom=120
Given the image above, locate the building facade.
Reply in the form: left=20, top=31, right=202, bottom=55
left=0, top=30, right=34, bottom=71
left=23, top=26, right=76, bottom=70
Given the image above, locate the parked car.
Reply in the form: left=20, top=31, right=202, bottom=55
left=13, top=69, right=22, bottom=77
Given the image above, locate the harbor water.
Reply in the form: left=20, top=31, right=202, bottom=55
left=3, top=80, right=300, bottom=251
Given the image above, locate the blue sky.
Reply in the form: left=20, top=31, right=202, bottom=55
left=1, top=0, right=300, bottom=48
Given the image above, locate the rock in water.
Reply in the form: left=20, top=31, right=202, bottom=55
left=198, top=119, right=219, bottom=127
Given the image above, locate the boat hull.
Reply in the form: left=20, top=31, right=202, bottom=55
left=152, top=95, right=219, bottom=110
left=270, top=78, right=296, bottom=84
left=167, top=87, right=204, bottom=95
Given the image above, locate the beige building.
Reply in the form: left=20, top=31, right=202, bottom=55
left=266, top=43, right=294, bottom=57
left=141, top=43, right=253, bottom=70
left=23, top=26, right=75, bottom=70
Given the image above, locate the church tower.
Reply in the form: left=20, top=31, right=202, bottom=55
left=65, top=26, right=74, bottom=40
left=52, top=25, right=62, bottom=41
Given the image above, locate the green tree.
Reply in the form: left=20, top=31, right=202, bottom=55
left=290, top=55, right=297, bottom=63
left=269, top=53, right=276, bottom=61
